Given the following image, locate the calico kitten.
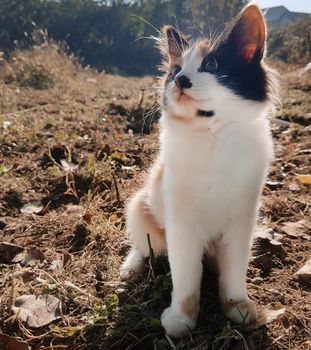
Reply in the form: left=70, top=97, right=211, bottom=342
left=120, top=4, right=277, bottom=337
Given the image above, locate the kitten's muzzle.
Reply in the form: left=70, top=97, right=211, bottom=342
left=175, top=75, right=192, bottom=90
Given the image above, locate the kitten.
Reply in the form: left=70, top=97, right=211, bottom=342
left=120, top=4, right=276, bottom=337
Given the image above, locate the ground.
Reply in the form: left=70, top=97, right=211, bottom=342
left=0, top=44, right=310, bottom=350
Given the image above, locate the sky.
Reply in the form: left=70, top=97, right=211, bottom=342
left=259, top=0, right=311, bottom=13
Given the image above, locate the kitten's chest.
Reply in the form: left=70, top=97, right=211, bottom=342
left=163, top=131, right=217, bottom=180
left=161, top=122, right=267, bottom=192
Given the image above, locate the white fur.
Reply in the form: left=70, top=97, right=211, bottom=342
left=120, top=40, right=274, bottom=337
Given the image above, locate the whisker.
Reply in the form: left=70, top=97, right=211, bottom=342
left=140, top=101, right=161, bottom=135
left=173, top=16, right=187, bottom=54
left=130, top=15, right=161, bottom=35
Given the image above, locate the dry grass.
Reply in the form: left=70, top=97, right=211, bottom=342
left=0, top=44, right=310, bottom=350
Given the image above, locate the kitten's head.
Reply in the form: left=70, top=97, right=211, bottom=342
left=159, top=4, right=276, bottom=125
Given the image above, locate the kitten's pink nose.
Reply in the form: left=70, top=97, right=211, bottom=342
left=175, top=75, right=192, bottom=89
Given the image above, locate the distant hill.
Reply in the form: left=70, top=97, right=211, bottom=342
left=263, top=6, right=310, bottom=27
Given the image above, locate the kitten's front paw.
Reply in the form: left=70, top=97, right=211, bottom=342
left=120, top=249, right=144, bottom=281
left=161, top=306, right=196, bottom=338
left=223, top=299, right=257, bottom=324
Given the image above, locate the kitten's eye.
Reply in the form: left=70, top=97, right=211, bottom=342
left=171, top=65, right=181, bottom=78
left=203, top=59, right=217, bottom=74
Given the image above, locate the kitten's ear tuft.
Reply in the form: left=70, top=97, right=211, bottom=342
left=161, top=26, right=189, bottom=63
left=228, top=4, right=266, bottom=63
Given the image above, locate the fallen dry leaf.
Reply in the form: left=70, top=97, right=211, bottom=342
left=0, top=242, right=24, bottom=263
left=270, top=233, right=283, bottom=246
left=262, top=305, right=286, bottom=324
left=302, top=340, right=311, bottom=347
left=254, top=226, right=283, bottom=246
left=297, top=175, right=311, bottom=185
left=111, top=151, right=127, bottom=164
left=49, top=259, right=62, bottom=272
left=20, top=201, right=43, bottom=215
left=251, top=304, right=286, bottom=328
left=83, top=210, right=92, bottom=223
left=0, top=333, right=29, bottom=350
left=295, top=257, right=311, bottom=283
left=12, top=294, right=62, bottom=328
left=21, top=271, right=35, bottom=284
left=21, top=247, right=45, bottom=266
left=62, top=252, right=71, bottom=267
left=281, top=220, right=310, bottom=240
left=254, top=226, right=273, bottom=240
left=69, top=224, right=88, bottom=252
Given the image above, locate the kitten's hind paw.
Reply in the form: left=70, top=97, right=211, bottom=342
left=223, top=299, right=258, bottom=324
left=119, top=248, right=144, bottom=281
left=161, top=306, right=196, bottom=338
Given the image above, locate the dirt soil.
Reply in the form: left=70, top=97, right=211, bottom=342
left=0, top=45, right=310, bottom=350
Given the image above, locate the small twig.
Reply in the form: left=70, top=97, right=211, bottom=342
left=270, top=117, right=295, bottom=127
left=38, top=346, right=68, bottom=350
left=1, top=84, right=5, bottom=115
left=65, top=171, right=78, bottom=198
left=64, top=281, right=94, bottom=299
left=165, top=334, right=177, bottom=349
left=232, top=329, right=250, bottom=350
left=48, top=147, right=63, bottom=170
left=231, top=299, right=250, bottom=326
left=0, top=103, right=51, bottom=117
left=137, top=88, right=145, bottom=109
left=125, top=332, right=163, bottom=350
left=147, top=233, right=155, bottom=279
left=112, top=172, right=121, bottom=202
left=39, top=270, right=59, bottom=285
left=8, top=268, right=15, bottom=312
left=127, top=332, right=142, bottom=344
left=251, top=251, right=271, bottom=261
left=18, top=319, right=50, bottom=340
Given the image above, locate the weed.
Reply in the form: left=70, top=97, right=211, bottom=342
left=15, top=61, right=54, bottom=89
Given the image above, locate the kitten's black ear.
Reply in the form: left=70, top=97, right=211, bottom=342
left=226, top=4, right=266, bottom=63
left=161, top=26, right=189, bottom=63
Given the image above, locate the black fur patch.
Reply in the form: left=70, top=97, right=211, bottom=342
left=197, top=110, right=215, bottom=118
left=198, top=47, right=268, bottom=102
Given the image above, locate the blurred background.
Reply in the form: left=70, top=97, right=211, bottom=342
left=0, top=2, right=310, bottom=350
left=0, top=0, right=310, bottom=75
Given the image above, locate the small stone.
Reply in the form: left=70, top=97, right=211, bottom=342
left=252, top=277, right=264, bottom=285
left=3, top=121, right=12, bottom=129
left=295, top=257, right=311, bottom=283
left=20, top=201, right=43, bottom=215
left=0, top=242, right=24, bottom=263
left=265, top=181, right=282, bottom=190
left=49, top=259, right=62, bottom=272
left=289, top=183, right=300, bottom=192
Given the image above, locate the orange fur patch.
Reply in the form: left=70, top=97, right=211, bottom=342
left=138, top=196, right=165, bottom=239
left=197, top=39, right=209, bottom=56
left=170, top=56, right=183, bottom=67
left=170, top=112, right=193, bottom=123
left=181, top=295, right=200, bottom=320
